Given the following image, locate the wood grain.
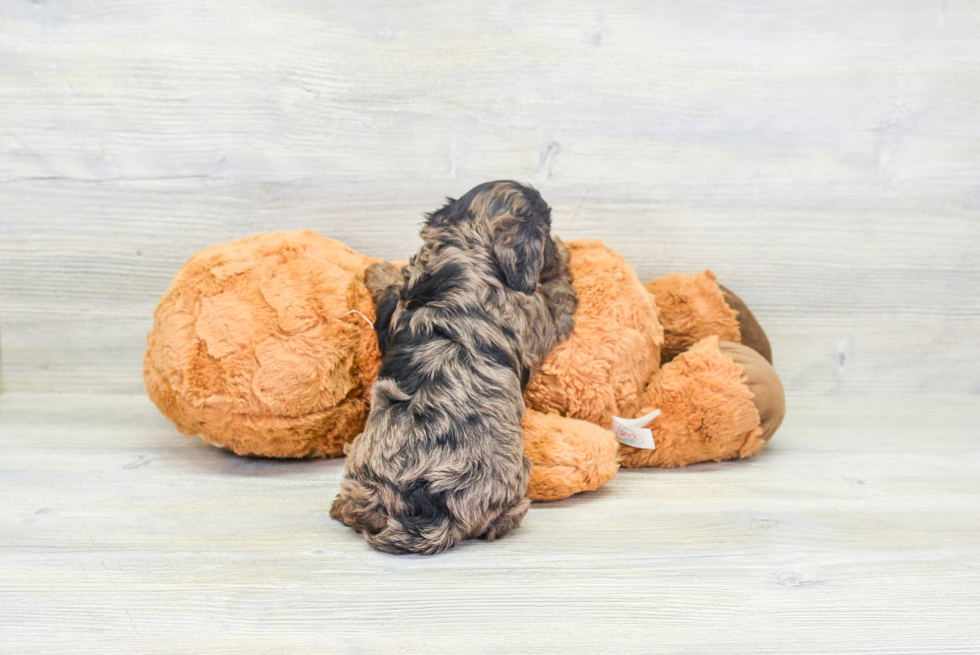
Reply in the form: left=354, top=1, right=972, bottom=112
left=2, top=0, right=980, bottom=394
left=0, top=314, right=4, bottom=395
left=1, top=393, right=978, bottom=653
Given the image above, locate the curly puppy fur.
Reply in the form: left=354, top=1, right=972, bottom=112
left=330, top=181, right=578, bottom=555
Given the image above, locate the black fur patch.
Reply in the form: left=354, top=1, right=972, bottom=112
left=471, top=329, right=519, bottom=377
left=374, top=289, right=401, bottom=356
left=405, top=262, right=466, bottom=309
left=398, top=480, right=450, bottom=534
left=378, top=330, right=430, bottom=396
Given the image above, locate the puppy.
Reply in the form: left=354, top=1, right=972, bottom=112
left=330, top=181, right=577, bottom=555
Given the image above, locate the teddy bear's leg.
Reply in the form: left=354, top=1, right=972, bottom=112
left=620, top=336, right=785, bottom=468
left=645, top=270, right=772, bottom=364
left=523, top=409, right=621, bottom=501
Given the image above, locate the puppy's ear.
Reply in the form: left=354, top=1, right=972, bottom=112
left=491, top=212, right=547, bottom=295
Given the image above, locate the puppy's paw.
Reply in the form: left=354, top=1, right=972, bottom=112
left=551, top=236, right=571, bottom=269
left=329, top=494, right=356, bottom=527
left=365, top=261, right=404, bottom=304
left=540, top=236, right=571, bottom=283
left=330, top=488, right=387, bottom=535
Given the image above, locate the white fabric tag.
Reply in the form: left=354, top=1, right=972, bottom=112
left=611, top=408, right=661, bottom=450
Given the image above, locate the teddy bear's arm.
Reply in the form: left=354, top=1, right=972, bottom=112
left=523, top=409, right=620, bottom=502
left=645, top=270, right=772, bottom=365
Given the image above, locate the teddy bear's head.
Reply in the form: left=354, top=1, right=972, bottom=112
left=143, top=231, right=381, bottom=458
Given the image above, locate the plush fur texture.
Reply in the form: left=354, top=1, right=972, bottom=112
left=645, top=270, right=741, bottom=365
left=143, top=231, right=381, bottom=458
left=622, top=336, right=770, bottom=468
left=525, top=244, right=785, bottom=469
left=330, top=181, right=578, bottom=554
left=522, top=408, right=621, bottom=502
left=524, top=240, right=665, bottom=427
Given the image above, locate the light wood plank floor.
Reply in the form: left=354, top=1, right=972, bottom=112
left=1, top=393, right=978, bottom=654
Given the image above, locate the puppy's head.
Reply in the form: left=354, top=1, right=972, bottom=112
left=426, top=181, right=551, bottom=295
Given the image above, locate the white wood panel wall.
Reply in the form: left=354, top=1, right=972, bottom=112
left=1, top=1, right=979, bottom=394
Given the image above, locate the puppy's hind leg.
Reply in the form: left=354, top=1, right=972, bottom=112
left=479, top=455, right=532, bottom=542
left=364, top=261, right=405, bottom=304
left=330, top=479, right=387, bottom=535
left=365, top=261, right=406, bottom=356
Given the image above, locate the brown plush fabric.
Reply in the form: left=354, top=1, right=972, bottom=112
left=621, top=337, right=762, bottom=468
left=523, top=409, right=620, bottom=501
left=718, top=341, right=785, bottom=450
left=145, top=233, right=784, bottom=501
left=719, top=285, right=773, bottom=363
left=645, top=270, right=741, bottom=364
left=525, top=240, right=664, bottom=427
left=144, top=231, right=381, bottom=458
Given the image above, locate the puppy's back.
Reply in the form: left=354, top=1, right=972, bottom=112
left=332, top=325, right=532, bottom=555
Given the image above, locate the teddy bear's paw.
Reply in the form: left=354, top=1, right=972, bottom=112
left=718, top=340, right=785, bottom=447
left=718, top=286, right=773, bottom=364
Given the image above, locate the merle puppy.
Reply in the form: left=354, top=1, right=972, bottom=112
left=330, top=181, right=577, bottom=555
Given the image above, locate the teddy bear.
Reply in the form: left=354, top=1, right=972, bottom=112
left=144, top=230, right=784, bottom=501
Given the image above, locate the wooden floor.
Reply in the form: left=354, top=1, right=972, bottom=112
left=1, top=393, right=978, bottom=654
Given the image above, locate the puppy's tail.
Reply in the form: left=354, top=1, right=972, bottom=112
left=362, top=483, right=461, bottom=556
left=332, top=477, right=461, bottom=555
left=363, top=516, right=460, bottom=556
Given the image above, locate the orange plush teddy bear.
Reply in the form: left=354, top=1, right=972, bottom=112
left=144, top=230, right=784, bottom=501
